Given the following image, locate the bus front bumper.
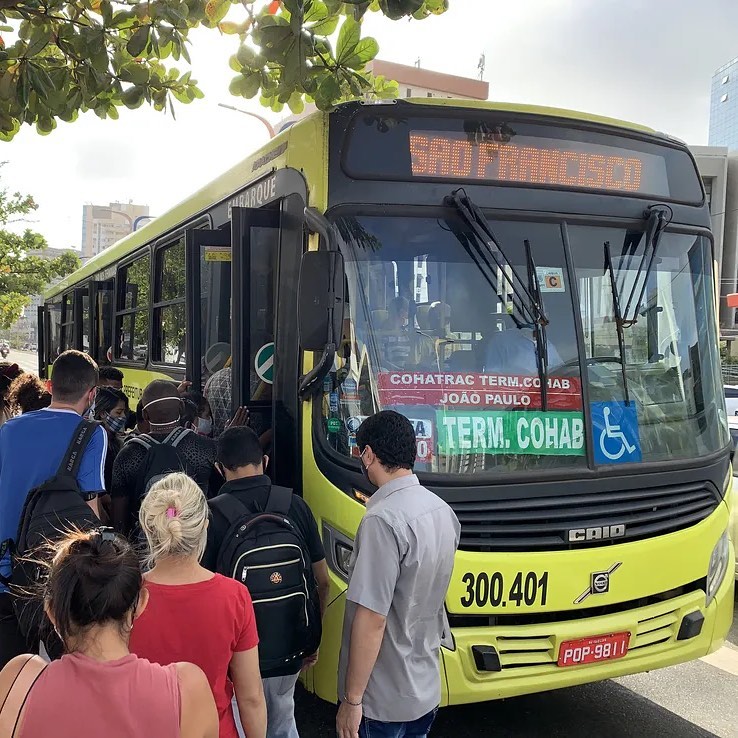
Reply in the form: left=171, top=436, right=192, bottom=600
left=440, top=554, right=734, bottom=706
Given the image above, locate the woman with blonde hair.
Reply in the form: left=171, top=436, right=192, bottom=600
left=129, top=472, right=266, bottom=738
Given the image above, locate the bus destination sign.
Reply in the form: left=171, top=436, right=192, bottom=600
left=409, top=132, right=655, bottom=194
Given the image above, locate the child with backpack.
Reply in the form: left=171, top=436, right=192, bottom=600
left=129, top=472, right=266, bottom=738
left=203, top=427, right=330, bottom=738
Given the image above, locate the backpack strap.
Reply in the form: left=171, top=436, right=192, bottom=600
left=128, top=433, right=158, bottom=451
left=0, top=655, right=47, bottom=738
left=210, top=493, right=251, bottom=524
left=265, top=485, right=293, bottom=516
left=166, top=427, right=191, bottom=448
left=57, top=420, right=99, bottom=479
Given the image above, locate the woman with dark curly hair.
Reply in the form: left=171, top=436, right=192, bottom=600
left=7, top=373, right=51, bottom=414
left=0, top=362, right=23, bottom=427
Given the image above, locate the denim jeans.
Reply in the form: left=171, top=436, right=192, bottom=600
left=359, top=708, right=438, bottom=738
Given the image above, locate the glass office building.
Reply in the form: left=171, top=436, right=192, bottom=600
left=709, top=58, right=738, bottom=148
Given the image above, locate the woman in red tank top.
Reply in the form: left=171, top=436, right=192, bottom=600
left=0, top=528, right=218, bottom=738
left=129, top=472, right=267, bottom=738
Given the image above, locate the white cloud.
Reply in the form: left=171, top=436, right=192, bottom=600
left=4, top=0, right=738, bottom=250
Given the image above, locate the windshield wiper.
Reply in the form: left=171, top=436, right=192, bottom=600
left=619, top=204, right=672, bottom=327
left=444, top=189, right=548, bottom=329
left=604, top=240, right=630, bottom=406
left=525, top=238, right=549, bottom=410
left=444, top=189, right=551, bottom=409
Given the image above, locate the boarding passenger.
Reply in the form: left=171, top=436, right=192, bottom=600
left=183, top=390, right=214, bottom=437
left=0, top=528, right=218, bottom=738
left=336, top=411, right=460, bottom=738
left=0, top=363, right=23, bottom=427
left=130, top=473, right=266, bottom=738
left=204, top=427, right=330, bottom=738
left=7, top=373, right=51, bottom=414
left=0, top=351, right=107, bottom=668
left=97, top=365, right=124, bottom=390
left=111, top=380, right=224, bottom=537
left=93, top=387, right=129, bottom=492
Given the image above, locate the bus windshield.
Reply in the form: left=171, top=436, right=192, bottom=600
left=319, top=214, right=727, bottom=474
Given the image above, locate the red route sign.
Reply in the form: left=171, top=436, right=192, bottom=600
left=377, top=372, right=582, bottom=411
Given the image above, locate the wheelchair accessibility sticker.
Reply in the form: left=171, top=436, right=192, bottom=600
left=591, top=401, right=641, bottom=464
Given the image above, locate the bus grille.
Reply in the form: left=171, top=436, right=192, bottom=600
left=449, top=482, right=720, bottom=552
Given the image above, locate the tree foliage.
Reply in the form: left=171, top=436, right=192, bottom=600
left=0, top=174, right=79, bottom=329
left=0, top=0, right=448, bottom=138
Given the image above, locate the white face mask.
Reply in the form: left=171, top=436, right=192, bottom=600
left=196, top=416, right=212, bottom=436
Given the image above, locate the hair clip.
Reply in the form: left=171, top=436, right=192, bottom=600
left=96, top=527, right=117, bottom=543
left=166, top=507, right=178, bottom=519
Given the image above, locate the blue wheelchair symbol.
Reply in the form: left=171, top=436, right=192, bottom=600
left=591, top=402, right=641, bottom=464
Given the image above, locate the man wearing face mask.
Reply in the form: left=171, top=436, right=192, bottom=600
left=337, top=411, right=460, bottom=738
left=0, top=350, right=107, bottom=667
left=110, top=380, right=227, bottom=538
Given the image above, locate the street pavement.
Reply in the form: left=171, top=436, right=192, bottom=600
left=295, top=598, right=738, bottom=737
left=9, top=349, right=738, bottom=735
left=4, top=348, right=39, bottom=375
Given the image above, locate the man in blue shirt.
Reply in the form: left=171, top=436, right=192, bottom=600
left=484, top=315, right=563, bottom=375
left=0, top=350, right=107, bottom=666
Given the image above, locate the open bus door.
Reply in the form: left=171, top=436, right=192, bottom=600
left=232, top=198, right=306, bottom=490
left=37, top=305, right=48, bottom=378
left=185, top=228, right=232, bottom=393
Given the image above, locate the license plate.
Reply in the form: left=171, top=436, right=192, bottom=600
left=557, top=632, right=630, bottom=667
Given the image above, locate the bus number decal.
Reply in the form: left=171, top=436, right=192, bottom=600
left=460, top=571, right=549, bottom=608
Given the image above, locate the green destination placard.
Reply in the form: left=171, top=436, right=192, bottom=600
left=437, top=410, right=585, bottom=456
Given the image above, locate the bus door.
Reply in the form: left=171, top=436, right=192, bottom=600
left=90, top=277, right=114, bottom=366
left=185, top=228, right=231, bottom=393
left=231, top=206, right=282, bottom=478
left=37, top=305, right=48, bottom=378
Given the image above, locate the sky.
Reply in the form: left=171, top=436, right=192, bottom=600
left=5, top=0, right=738, bottom=251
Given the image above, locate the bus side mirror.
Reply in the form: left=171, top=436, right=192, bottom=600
left=298, top=250, right=345, bottom=351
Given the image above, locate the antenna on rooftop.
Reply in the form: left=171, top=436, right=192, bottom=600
left=414, top=57, right=421, bottom=69
left=478, top=52, right=486, bottom=81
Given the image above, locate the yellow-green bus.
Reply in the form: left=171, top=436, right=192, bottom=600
left=41, top=99, right=735, bottom=705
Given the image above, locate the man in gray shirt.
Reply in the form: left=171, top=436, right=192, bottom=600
left=336, top=411, right=460, bottom=738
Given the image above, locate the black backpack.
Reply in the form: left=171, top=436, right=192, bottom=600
left=3, top=419, right=100, bottom=647
left=212, top=486, right=322, bottom=675
left=128, top=427, right=190, bottom=500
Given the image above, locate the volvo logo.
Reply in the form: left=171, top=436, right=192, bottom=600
left=575, top=562, right=622, bottom=604
left=567, top=524, right=626, bottom=543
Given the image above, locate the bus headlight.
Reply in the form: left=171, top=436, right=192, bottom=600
left=323, top=522, right=354, bottom=584
left=706, top=530, right=730, bottom=605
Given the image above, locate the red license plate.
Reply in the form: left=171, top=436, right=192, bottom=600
left=557, top=632, right=630, bottom=667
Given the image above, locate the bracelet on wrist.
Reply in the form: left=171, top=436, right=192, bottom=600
left=342, top=695, right=362, bottom=707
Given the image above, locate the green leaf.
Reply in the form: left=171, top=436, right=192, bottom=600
left=121, top=62, right=149, bottom=84
left=287, top=89, right=304, bottom=114
left=335, top=17, right=360, bottom=64
left=340, top=34, right=377, bottom=69
left=204, top=0, right=230, bottom=25
left=313, top=73, right=340, bottom=110
left=121, top=85, right=146, bottom=108
left=126, top=25, right=150, bottom=57
left=24, top=26, right=51, bottom=57
left=229, top=71, right=261, bottom=98
left=236, top=44, right=263, bottom=70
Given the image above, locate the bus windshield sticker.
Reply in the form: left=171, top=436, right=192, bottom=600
left=590, top=401, right=642, bottom=464
left=437, top=410, right=585, bottom=456
left=203, top=246, right=232, bottom=262
left=536, top=266, right=565, bottom=292
left=377, top=372, right=582, bottom=411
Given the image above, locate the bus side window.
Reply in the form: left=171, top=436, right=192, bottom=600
left=80, top=286, right=90, bottom=354
left=48, top=301, right=62, bottom=360
left=60, top=291, right=75, bottom=351
left=153, top=240, right=186, bottom=366
left=115, top=253, right=150, bottom=363
left=94, top=279, right=114, bottom=364
left=200, top=243, right=232, bottom=390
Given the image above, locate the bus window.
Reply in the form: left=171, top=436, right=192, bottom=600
left=48, top=302, right=62, bottom=361
left=94, top=279, right=114, bottom=364
left=153, top=240, right=186, bottom=366
left=116, top=253, right=150, bottom=363
left=61, top=292, right=75, bottom=351
left=200, top=243, right=232, bottom=387
left=80, top=287, right=90, bottom=354
left=248, top=227, right=276, bottom=404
